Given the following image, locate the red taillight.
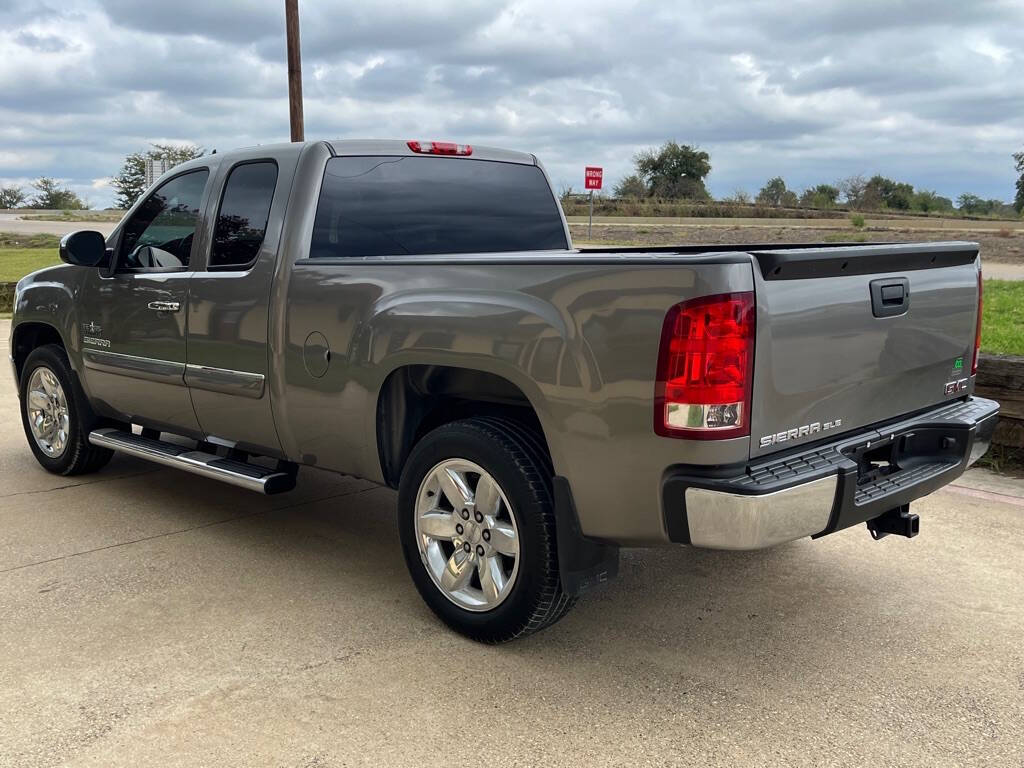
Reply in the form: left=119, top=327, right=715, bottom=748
left=972, top=268, right=982, bottom=375
left=654, top=292, right=755, bottom=440
left=407, top=140, right=473, bottom=156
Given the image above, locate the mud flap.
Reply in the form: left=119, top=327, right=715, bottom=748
left=552, top=476, right=619, bottom=596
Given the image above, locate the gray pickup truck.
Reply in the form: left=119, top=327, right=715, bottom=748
left=10, top=139, right=998, bottom=641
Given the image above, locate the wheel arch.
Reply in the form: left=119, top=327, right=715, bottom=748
left=11, top=321, right=67, bottom=385
left=375, top=363, right=556, bottom=488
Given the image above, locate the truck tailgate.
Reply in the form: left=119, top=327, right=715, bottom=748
left=748, top=242, right=980, bottom=459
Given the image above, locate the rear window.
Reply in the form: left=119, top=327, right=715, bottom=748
left=310, top=156, right=567, bottom=258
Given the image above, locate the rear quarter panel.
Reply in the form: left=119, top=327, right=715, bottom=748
left=277, top=256, right=754, bottom=544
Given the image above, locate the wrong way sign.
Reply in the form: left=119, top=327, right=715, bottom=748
left=584, top=166, right=603, bottom=190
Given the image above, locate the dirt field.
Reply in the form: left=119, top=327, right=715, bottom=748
left=571, top=224, right=1024, bottom=265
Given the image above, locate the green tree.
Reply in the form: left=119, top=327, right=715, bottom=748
left=1014, top=149, right=1024, bottom=214
left=613, top=173, right=647, bottom=199
left=0, top=185, right=27, bottom=208
left=111, top=152, right=146, bottom=209
left=29, top=178, right=86, bottom=209
left=911, top=189, right=953, bottom=213
left=957, top=193, right=987, bottom=214
left=632, top=141, right=711, bottom=199
left=799, top=183, right=839, bottom=208
left=865, top=175, right=913, bottom=210
left=756, top=176, right=789, bottom=206
left=111, top=142, right=204, bottom=209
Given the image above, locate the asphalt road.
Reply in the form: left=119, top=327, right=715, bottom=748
left=1, top=319, right=1023, bottom=767
left=0, top=214, right=117, bottom=238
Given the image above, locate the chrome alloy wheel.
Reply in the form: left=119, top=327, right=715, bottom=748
left=414, top=459, right=520, bottom=612
left=26, top=366, right=70, bottom=458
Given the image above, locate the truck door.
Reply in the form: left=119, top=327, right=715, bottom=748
left=78, top=168, right=210, bottom=434
left=184, top=152, right=295, bottom=456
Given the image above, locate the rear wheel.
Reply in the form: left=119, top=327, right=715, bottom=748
left=19, top=345, right=113, bottom=476
left=398, top=417, right=575, bottom=642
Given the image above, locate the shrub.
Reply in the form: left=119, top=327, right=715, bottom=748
left=851, top=213, right=866, bottom=228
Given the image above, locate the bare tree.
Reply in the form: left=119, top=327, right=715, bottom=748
left=837, top=175, right=868, bottom=209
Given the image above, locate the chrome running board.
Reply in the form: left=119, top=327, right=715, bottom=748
left=88, top=428, right=295, bottom=494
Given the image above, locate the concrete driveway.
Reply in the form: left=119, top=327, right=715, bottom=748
left=1, top=319, right=1022, bottom=767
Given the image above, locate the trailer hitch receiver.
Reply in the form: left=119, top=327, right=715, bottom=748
left=866, top=504, right=919, bottom=540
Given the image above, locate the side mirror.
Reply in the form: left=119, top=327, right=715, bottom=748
left=59, top=230, right=108, bottom=268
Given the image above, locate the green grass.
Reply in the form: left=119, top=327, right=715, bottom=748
left=981, top=279, right=1024, bottom=356
left=0, top=232, right=60, bottom=249
left=824, top=231, right=870, bottom=243
left=0, top=248, right=60, bottom=282
left=0, top=232, right=62, bottom=282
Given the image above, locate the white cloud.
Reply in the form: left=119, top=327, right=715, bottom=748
left=0, top=0, right=1020, bottom=207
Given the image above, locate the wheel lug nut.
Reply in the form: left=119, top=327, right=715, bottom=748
left=463, top=542, right=471, bottom=553
left=476, top=545, right=485, bottom=556
left=474, top=511, right=483, bottom=523
left=461, top=509, right=470, bottom=520
left=456, top=523, right=464, bottom=535
left=482, top=530, right=490, bottom=541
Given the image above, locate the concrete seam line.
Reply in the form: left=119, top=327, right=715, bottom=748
left=944, top=484, right=1024, bottom=508
left=0, top=486, right=381, bottom=575
left=0, top=468, right=162, bottom=499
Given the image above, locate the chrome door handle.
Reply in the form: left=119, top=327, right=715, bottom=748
left=147, top=301, right=181, bottom=312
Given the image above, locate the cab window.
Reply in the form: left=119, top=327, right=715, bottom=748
left=209, top=161, right=278, bottom=269
left=120, top=169, right=209, bottom=270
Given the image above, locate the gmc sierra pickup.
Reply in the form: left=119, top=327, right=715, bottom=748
left=10, top=139, right=998, bottom=641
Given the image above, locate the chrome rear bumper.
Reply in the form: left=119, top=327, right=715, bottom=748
left=663, top=396, right=1000, bottom=550
left=685, top=476, right=837, bottom=550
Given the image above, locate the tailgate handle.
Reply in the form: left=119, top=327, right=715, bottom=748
left=870, top=278, right=910, bottom=318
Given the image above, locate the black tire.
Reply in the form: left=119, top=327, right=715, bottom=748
left=19, top=344, right=113, bottom=476
left=398, top=417, right=576, bottom=642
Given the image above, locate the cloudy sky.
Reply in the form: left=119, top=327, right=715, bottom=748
left=1, top=0, right=1022, bottom=209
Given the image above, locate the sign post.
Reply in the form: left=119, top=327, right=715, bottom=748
left=584, top=166, right=603, bottom=239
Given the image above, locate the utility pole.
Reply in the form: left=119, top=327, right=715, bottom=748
left=285, top=0, right=304, bottom=142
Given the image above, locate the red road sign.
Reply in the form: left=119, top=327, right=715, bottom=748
left=584, top=166, right=603, bottom=190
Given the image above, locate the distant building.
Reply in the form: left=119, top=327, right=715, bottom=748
left=144, top=157, right=173, bottom=187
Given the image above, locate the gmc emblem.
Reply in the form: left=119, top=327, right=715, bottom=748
left=944, top=378, right=969, bottom=396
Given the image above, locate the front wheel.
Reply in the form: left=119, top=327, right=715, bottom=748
left=398, top=417, right=575, bottom=642
left=19, top=344, right=113, bottom=476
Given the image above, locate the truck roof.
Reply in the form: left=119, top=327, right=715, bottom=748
left=172, top=139, right=538, bottom=171
left=327, top=139, right=537, bottom=165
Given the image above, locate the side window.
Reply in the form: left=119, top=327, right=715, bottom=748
left=209, top=161, right=278, bottom=269
left=120, top=169, right=208, bottom=270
